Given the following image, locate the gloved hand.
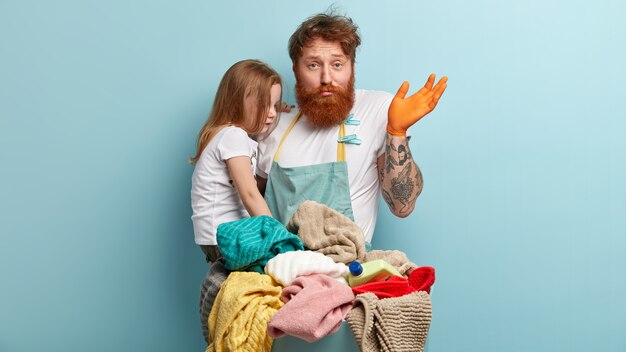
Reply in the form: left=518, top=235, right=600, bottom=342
left=387, top=74, right=448, bottom=136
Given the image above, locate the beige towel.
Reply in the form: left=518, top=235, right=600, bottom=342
left=364, top=250, right=418, bottom=278
left=287, top=201, right=365, bottom=264
left=346, top=291, right=432, bottom=352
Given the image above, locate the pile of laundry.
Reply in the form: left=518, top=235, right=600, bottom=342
left=199, top=201, right=436, bottom=352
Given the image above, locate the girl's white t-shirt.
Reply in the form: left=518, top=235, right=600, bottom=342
left=191, top=126, right=258, bottom=245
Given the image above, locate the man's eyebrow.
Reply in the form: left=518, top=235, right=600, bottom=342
left=302, top=53, right=347, bottom=60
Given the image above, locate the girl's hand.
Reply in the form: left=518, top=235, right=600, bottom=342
left=278, top=102, right=295, bottom=113
left=387, top=74, right=448, bottom=136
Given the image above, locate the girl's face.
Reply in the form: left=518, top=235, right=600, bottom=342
left=244, top=83, right=281, bottom=135
left=263, top=83, right=281, bottom=134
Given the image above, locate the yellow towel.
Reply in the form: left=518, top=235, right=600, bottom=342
left=207, top=272, right=284, bottom=352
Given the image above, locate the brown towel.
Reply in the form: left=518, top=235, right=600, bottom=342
left=364, top=250, right=418, bottom=278
left=287, top=201, right=365, bottom=264
left=346, top=291, right=432, bottom=352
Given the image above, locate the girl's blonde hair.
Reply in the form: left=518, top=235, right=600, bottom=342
left=190, top=59, right=282, bottom=164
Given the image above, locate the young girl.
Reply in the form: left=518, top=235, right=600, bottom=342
left=190, top=59, right=282, bottom=262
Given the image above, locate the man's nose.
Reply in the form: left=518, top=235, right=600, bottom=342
left=320, top=66, right=332, bottom=85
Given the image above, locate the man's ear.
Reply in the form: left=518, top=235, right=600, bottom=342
left=292, top=64, right=296, bottom=73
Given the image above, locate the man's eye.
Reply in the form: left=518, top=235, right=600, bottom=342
left=334, top=63, right=343, bottom=68
left=309, top=63, right=319, bottom=68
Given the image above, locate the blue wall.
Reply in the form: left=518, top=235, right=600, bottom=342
left=1, top=1, right=624, bottom=351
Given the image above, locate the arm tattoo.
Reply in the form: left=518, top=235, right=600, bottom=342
left=382, top=189, right=396, bottom=211
left=391, top=163, right=414, bottom=213
left=381, top=134, right=423, bottom=215
left=397, top=144, right=412, bottom=166
left=385, top=143, right=398, bottom=173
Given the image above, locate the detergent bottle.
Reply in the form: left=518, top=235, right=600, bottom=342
left=346, top=259, right=402, bottom=287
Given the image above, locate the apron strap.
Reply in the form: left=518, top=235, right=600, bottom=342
left=273, top=111, right=347, bottom=162
left=338, top=124, right=346, bottom=162
left=273, top=112, right=301, bottom=162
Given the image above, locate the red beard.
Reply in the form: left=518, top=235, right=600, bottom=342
left=295, top=75, right=355, bottom=128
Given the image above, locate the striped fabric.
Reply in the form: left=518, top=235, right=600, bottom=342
left=217, top=215, right=304, bottom=273
left=199, top=259, right=230, bottom=346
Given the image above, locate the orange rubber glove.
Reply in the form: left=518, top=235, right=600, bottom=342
left=387, top=74, right=448, bottom=136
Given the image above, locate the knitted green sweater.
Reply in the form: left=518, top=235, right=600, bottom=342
left=217, top=215, right=304, bottom=273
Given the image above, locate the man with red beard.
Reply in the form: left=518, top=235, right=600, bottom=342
left=257, top=13, right=447, bottom=244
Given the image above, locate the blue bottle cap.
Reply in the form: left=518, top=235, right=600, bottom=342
left=349, top=261, right=363, bottom=276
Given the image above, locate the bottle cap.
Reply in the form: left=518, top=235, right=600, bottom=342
left=349, top=261, right=363, bottom=276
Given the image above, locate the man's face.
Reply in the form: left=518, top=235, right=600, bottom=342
left=294, top=38, right=355, bottom=128
left=294, top=38, right=353, bottom=91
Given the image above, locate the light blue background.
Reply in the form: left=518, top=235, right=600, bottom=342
left=1, top=1, right=625, bottom=351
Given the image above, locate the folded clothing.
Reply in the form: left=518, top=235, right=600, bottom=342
left=264, top=250, right=349, bottom=286
left=207, top=272, right=283, bottom=352
left=217, top=215, right=304, bottom=273
left=199, top=259, right=230, bottom=345
left=287, top=201, right=365, bottom=264
left=268, top=274, right=355, bottom=342
left=346, top=291, right=432, bottom=352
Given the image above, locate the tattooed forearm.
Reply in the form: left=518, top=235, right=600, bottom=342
left=378, top=134, right=423, bottom=217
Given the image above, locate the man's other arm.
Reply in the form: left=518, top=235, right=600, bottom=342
left=377, top=134, right=423, bottom=217
left=378, top=74, right=447, bottom=217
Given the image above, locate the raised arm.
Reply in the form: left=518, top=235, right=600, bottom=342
left=378, top=74, right=447, bottom=217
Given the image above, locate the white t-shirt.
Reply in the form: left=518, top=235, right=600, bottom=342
left=191, top=126, right=258, bottom=245
left=257, top=89, right=394, bottom=243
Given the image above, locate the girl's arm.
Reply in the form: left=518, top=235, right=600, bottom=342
left=226, top=156, right=272, bottom=217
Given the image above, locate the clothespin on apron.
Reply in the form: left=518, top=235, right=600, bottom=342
left=338, top=134, right=362, bottom=145
left=343, top=113, right=360, bottom=125
left=339, top=114, right=361, bottom=144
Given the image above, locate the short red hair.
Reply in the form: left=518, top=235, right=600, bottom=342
left=288, top=13, right=361, bottom=64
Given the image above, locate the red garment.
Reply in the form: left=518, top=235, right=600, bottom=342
left=407, top=266, right=436, bottom=294
left=351, top=276, right=415, bottom=299
left=351, top=266, right=437, bottom=299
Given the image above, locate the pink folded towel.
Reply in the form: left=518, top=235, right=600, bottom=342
left=268, top=274, right=355, bottom=342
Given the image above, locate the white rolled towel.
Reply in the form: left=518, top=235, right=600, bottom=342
left=265, top=250, right=349, bottom=286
